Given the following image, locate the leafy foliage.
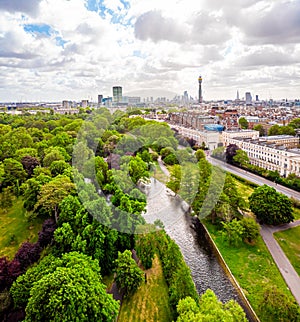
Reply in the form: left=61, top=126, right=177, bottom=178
left=176, top=290, right=247, bottom=322
left=249, top=185, right=294, bottom=225
left=115, top=250, right=144, bottom=298
left=11, top=252, right=119, bottom=322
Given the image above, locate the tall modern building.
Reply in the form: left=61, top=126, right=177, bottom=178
left=198, top=75, right=203, bottom=103
left=98, top=94, right=103, bottom=105
left=245, top=92, right=252, bottom=105
left=113, top=86, right=122, bottom=103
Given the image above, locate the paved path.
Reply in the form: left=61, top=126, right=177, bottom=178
left=157, top=157, right=170, bottom=177
left=160, top=155, right=300, bottom=305
left=260, top=221, right=300, bottom=306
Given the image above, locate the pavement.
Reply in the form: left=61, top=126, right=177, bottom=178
left=260, top=221, right=300, bottom=306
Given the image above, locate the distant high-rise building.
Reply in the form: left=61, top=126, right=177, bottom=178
left=245, top=92, right=252, bottom=105
left=81, top=100, right=89, bottom=108
left=256, top=95, right=259, bottom=101
left=98, top=94, right=103, bottom=105
left=62, top=100, right=70, bottom=108
left=236, top=90, right=240, bottom=100
left=112, top=86, right=122, bottom=103
left=198, top=75, right=203, bottom=103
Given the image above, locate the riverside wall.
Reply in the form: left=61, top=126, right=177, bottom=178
left=195, top=218, right=260, bottom=322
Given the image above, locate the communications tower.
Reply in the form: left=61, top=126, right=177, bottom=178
left=198, top=75, right=203, bottom=103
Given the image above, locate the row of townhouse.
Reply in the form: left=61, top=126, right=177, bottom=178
left=172, top=125, right=220, bottom=150
left=225, top=135, right=300, bottom=177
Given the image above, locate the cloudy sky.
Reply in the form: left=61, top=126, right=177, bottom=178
left=0, top=0, right=300, bottom=102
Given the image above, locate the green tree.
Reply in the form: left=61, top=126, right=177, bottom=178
left=50, top=160, right=71, bottom=176
left=128, top=155, right=149, bottom=184
left=222, top=219, right=245, bottom=246
left=115, top=250, right=144, bottom=298
left=2, top=158, right=27, bottom=188
left=268, top=124, right=281, bottom=136
left=21, top=252, right=119, bottom=322
left=249, top=185, right=294, bottom=225
left=167, top=164, right=181, bottom=195
left=240, top=217, right=260, bottom=243
left=233, top=150, right=249, bottom=167
left=261, top=285, right=300, bottom=321
left=195, top=149, right=206, bottom=161
left=289, top=118, right=300, bottom=129
left=238, top=117, right=249, bottom=129
left=34, top=176, right=76, bottom=222
left=0, top=186, right=14, bottom=211
left=176, top=290, right=247, bottom=322
left=253, top=124, right=265, bottom=136
left=135, top=233, right=155, bottom=269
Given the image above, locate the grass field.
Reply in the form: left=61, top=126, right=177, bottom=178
left=152, top=161, right=168, bottom=184
left=203, top=220, right=296, bottom=321
left=274, top=226, right=300, bottom=276
left=118, top=255, right=172, bottom=322
left=232, top=177, right=254, bottom=210
left=0, top=198, right=43, bottom=259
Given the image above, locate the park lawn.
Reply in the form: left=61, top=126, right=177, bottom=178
left=232, top=177, right=254, bottom=210
left=203, top=220, right=296, bottom=321
left=118, top=255, right=172, bottom=322
left=0, top=198, right=43, bottom=259
left=274, top=226, right=300, bottom=276
left=152, top=161, right=168, bottom=184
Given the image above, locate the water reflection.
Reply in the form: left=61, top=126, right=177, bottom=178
left=144, top=178, right=240, bottom=303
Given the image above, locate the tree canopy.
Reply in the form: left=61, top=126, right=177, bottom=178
left=249, top=185, right=294, bottom=225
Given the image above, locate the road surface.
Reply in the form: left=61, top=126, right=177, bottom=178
left=208, top=157, right=300, bottom=201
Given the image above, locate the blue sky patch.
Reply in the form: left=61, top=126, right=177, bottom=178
left=56, top=36, right=68, bottom=48
left=120, top=0, right=130, bottom=10
left=24, top=23, right=54, bottom=37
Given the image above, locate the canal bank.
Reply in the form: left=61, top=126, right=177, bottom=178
left=144, top=178, right=258, bottom=321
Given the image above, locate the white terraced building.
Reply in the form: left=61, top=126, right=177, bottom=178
left=224, top=135, right=300, bottom=177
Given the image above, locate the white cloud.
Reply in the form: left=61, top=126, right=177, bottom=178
left=0, top=0, right=299, bottom=101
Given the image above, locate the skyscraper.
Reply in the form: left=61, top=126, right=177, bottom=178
left=245, top=92, right=252, bottom=105
left=113, top=86, right=122, bottom=103
left=98, top=94, right=103, bottom=106
left=198, top=75, right=203, bottom=103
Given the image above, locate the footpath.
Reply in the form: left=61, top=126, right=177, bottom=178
left=158, top=157, right=300, bottom=306
left=260, top=220, right=300, bottom=306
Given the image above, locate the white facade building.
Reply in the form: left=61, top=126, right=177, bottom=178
left=225, top=136, right=300, bottom=177
left=222, top=130, right=260, bottom=146
left=174, top=126, right=221, bottom=150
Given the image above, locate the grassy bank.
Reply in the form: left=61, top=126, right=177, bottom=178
left=152, top=161, right=168, bottom=184
left=203, top=220, right=296, bottom=321
left=274, top=226, right=300, bottom=276
left=0, top=198, right=43, bottom=259
left=118, top=255, right=172, bottom=322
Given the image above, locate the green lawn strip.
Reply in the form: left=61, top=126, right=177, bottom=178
left=274, top=226, right=300, bottom=276
left=203, top=220, right=295, bottom=321
left=152, top=161, right=168, bottom=184
left=118, top=255, right=172, bottom=322
left=0, top=198, right=43, bottom=259
left=232, top=177, right=254, bottom=210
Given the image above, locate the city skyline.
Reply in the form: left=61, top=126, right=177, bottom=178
left=0, top=0, right=300, bottom=102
